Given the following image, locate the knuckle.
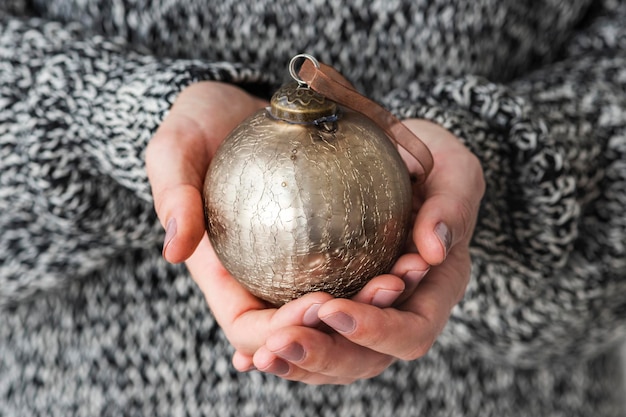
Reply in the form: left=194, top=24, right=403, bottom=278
left=359, top=356, right=394, bottom=380
left=225, top=333, right=249, bottom=354
left=309, top=350, right=337, bottom=375
left=334, top=377, right=358, bottom=386
left=358, top=325, right=389, bottom=350
left=449, top=195, right=476, bottom=244
left=397, top=319, right=437, bottom=361
left=449, top=153, right=484, bottom=244
left=352, top=313, right=396, bottom=349
left=145, top=134, right=168, bottom=171
left=152, top=188, right=170, bottom=216
left=468, top=153, right=486, bottom=198
left=223, top=314, right=261, bottom=355
left=399, top=338, right=434, bottom=361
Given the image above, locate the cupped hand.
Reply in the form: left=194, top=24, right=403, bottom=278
left=145, top=81, right=417, bottom=378
left=146, top=83, right=484, bottom=384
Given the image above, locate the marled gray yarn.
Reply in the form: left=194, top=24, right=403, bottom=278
left=1, top=0, right=625, bottom=416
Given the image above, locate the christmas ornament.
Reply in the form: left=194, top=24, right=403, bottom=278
left=203, top=55, right=433, bottom=306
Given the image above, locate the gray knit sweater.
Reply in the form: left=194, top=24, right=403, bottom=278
left=1, top=0, right=626, bottom=416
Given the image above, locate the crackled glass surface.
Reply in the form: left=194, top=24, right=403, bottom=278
left=203, top=86, right=412, bottom=306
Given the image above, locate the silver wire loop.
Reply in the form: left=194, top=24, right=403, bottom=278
left=288, top=54, right=320, bottom=87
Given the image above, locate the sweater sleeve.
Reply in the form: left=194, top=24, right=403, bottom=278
left=0, top=13, right=273, bottom=306
left=382, top=1, right=626, bottom=366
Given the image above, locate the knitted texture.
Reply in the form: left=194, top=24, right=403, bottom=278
left=1, top=0, right=625, bottom=416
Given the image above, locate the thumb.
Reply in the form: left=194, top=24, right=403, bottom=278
left=146, top=111, right=210, bottom=263
left=401, top=119, right=485, bottom=265
left=146, top=81, right=267, bottom=263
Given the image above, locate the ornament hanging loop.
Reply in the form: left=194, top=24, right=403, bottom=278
left=289, top=54, right=320, bottom=87
left=292, top=53, right=435, bottom=182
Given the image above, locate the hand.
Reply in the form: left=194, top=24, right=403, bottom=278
left=247, top=119, right=485, bottom=384
left=146, top=84, right=484, bottom=383
left=145, top=81, right=414, bottom=377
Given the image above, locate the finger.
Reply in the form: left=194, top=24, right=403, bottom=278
left=269, top=291, right=335, bottom=328
left=253, top=346, right=348, bottom=385
left=255, top=326, right=394, bottom=383
left=389, top=253, right=431, bottom=305
left=186, top=237, right=336, bottom=354
left=245, top=291, right=337, bottom=354
left=350, top=274, right=405, bottom=308
left=185, top=234, right=271, bottom=352
left=401, top=119, right=485, bottom=265
left=350, top=253, right=430, bottom=309
left=146, top=116, right=210, bottom=263
left=319, top=301, right=433, bottom=361
left=317, top=253, right=468, bottom=361
left=412, top=172, right=481, bottom=265
left=232, top=350, right=256, bottom=372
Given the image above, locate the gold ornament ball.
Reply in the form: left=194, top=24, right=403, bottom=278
left=203, top=83, right=412, bottom=306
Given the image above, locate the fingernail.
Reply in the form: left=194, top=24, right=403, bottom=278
left=321, top=312, right=356, bottom=333
left=402, top=269, right=429, bottom=286
left=434, top=222, right=451, bottom=258
left=303, top=303, right=322, bottom=327
left=244, top=365, right=257, bottom=372
left=371, top=289, right=403, bottom=308
left=264, top=358, right=290, bottom=376
left=274, top=343, right=305, bottom=362
left=162, top=218, right=177, bottom=259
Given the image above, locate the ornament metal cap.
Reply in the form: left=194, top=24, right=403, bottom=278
left=270, top=82, right=337, bottom=123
